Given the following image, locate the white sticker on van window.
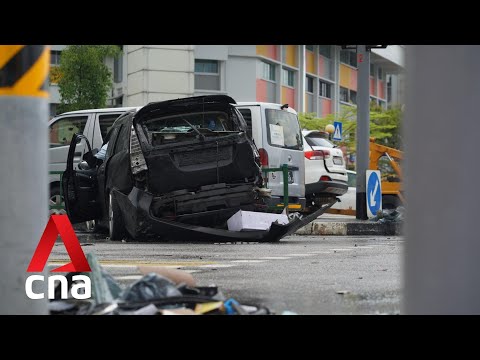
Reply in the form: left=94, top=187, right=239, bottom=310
left=269, top=124, right=284, bottom=146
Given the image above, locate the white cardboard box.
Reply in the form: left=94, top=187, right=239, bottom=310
left=227, top=210, right=289, bottom=232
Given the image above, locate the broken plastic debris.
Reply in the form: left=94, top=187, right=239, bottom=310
left=194, top=301, right=224, bottom=314
left=160, top=308, right=198, bottom=315
left=133, top=304, right=159, bottom=315
left=137, top=266, right=196, bottom=287
left=120, top=273, right=182, bottom=303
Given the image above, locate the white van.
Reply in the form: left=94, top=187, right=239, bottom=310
left=235, top=102, right=306, bottom=211
left=48, top=101, right=306, bottom=213
left=48, top=107, right=140, bottom=212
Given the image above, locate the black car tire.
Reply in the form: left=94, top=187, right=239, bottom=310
left=382, top=195, right=401, bottom=210
left=108, top=191, right=126, bottom=241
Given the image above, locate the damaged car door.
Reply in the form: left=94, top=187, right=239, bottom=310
left=62, top=133, right=101, bottom=223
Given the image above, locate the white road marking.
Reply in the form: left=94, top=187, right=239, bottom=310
left=285, top=254, right=316, bottom=257
left=115, top=275, right=143, bottom=281
left=197, top=264, right=236, bottom=268
left=258, top=256, right=292, bottom=260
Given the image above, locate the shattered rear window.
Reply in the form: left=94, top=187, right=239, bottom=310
left=142, top=111, right=239, bottom=146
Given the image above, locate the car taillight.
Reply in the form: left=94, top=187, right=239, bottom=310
left=259, top=148, right=269, bottom=166
left=130, top=124, right=148, bottom=174
left=304, top=150, right=330, bottom=160
left=320, top=176, right=331, bottom=181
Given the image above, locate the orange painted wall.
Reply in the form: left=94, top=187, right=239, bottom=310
left=321, top=98, right=332, bottom=117
left=284, top=45, right=297, bottom=67
left=256, top=79, right=268, bottom=102
left=339, top=64, right=358, bottom=91
left=318, top=56, right=325, bottom=77
left=281, top=86, right=295, bottom=109
left=349, top=69, right=357, bottom=90
left=306, top=50, right=315, bottom=74
left=378, top=80, right=385, bottom=99
left=257, top=45, right=278, bottom=61
left=339, top=64, right=350, bottom=88
left=370, top=77, right=376, bottom=96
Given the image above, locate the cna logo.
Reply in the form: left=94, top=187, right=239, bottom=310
left=26, top=215, right=92, bottom=300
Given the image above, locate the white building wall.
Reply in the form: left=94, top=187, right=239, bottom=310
left=225, top=56, right=257, bottom=102
left=126, top=45, right=194, bottom=106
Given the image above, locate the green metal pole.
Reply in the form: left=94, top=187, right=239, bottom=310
left=282, top=164, right=289, bottom=212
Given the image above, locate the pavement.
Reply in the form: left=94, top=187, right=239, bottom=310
left=295, top=213, right=403, bottom=236
left=51, top=234, right=403, bottom=314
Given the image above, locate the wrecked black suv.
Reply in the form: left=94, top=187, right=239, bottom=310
left=63, top=96, right=268, bottom=240
left=63, top=95, right=335, bottom=242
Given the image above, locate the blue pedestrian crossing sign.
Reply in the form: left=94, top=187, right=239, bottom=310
left=333, top=121, right=342, bottom=141
left=366, top=170, right=382, bottom=218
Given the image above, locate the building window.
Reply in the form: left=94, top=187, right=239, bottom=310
left=370, top=63, right=375, bottom=76
left=50, top=51, right=61, bottom=66
left=282, top=68, right=294, bottom=87
left=306, top=45, right=314, bottom=52
left=340, top=87, right=349, bottom=102
left=262, top=61, right=276, bottom=81
left=378, top=67, right=384, bottom=80
left=350, top=90, right=357, bottom=105
left=340, top=87, right=358, bottom=104
left=387, top=76, right=392, bottom=103
left=195, top=59, right=220, bottom=90
left=319, top=45, right=331, bottom=58
left=114, top=57, right=123, bottom=83
left=195, top=59, right=219, bottom=73
left=319, top=81, right=331, bottom=99
left=340, top=50, right=357, bottom=67
left=306, top=76, right=314, bottom=93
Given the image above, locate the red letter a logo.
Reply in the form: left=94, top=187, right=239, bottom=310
left=27, top=215, right=91, bottom=272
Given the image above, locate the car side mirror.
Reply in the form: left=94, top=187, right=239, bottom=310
left=78, top=160, right=91, bottom=170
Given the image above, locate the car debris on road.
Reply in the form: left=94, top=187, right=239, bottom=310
left=49, top=253, right=274, bottom=315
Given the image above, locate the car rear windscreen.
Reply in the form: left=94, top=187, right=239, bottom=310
left=143, top=111, right=238, bottom=146
left=305, top=135, right=334, bottom=148
left=265, top=109, right=302, bottom=150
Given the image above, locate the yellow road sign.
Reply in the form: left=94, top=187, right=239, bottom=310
left=0, top=45, right=50, bottom=98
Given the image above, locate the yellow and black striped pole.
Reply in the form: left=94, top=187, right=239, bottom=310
left=0, top=45, right=50, bottom=314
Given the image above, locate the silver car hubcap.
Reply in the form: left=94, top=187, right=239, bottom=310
left=49, top=194, right=66, bottom=215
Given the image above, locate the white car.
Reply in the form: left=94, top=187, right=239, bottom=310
left=331, top=170, right=356, bottom=211
left=303, top=130, right=348, bottom=206
left=332, top=170, right=402, bottom=211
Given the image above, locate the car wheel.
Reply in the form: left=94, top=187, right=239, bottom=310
left=49, top=185, right=66, bottom=215
left=108, top=191, right=126, bottom=241
left=382, top=195, right=401, bottom=210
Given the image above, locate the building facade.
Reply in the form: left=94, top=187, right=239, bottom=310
left=48, top=45, right=405, bottom=118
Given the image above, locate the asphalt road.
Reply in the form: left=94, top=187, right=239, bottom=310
left=49, top=233, right=403, bottom=315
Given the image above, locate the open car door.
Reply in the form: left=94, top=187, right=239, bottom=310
left=62, top=133, right=101, bottom=223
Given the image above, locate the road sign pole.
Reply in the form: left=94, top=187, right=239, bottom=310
left=355, top=45, right=370, bottom=220
left=0, top=45, right=50, bottom=314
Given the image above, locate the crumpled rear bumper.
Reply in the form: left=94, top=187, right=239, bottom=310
left=114, top=187, right=337, bottom=242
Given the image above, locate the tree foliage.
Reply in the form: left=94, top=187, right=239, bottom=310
left=57, top=45, right=121, bottom=113
left=298, top=103, right=403, bottom=154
